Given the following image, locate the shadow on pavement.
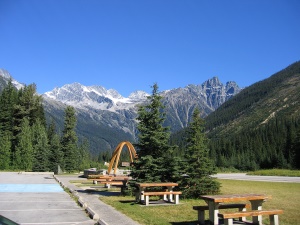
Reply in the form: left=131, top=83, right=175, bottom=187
left=77, top=189, right=122, bottom=196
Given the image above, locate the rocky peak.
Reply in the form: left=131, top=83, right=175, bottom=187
left=202, top=76, right=222, bottom=88
left=128, top=90, right=149, bottom=100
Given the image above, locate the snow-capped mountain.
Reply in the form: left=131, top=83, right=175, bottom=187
left=0, top=69, right=241, bottom=154
left=43, top=77, right=241, bottom=144
left=0, top=69, right=24, bottom=90
left=44, top=82, right=149, bottom=112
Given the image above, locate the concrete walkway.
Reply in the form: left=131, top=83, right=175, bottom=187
left=0, top=172, right=95, bottom=225
left=55, top=174, right=140, bottom=225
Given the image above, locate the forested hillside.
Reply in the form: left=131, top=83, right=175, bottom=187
left=171, top=61, right=300, bottom=170
left=204, top=61, right=300, bottom=170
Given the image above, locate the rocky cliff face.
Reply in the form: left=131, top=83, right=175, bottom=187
left=161, top=77, right=241, bottom=130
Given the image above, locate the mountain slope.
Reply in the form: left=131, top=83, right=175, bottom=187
left=205, top=61, right=300, bottom=137
left=201, top=61, right=300, bottom=169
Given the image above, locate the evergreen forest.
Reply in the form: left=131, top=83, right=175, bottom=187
left=0, top=80, right=94, bottom=172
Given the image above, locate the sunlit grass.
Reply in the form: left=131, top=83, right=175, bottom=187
left=247, top=169, right=300, bottom=177
left=99, top=179, right=300, bottom=225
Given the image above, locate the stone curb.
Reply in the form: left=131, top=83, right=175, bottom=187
left=53, top=175, right=102, bottom=224
left=86, top=206, right=100, bottom=220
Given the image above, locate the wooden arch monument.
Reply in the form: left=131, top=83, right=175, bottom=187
left=107, top=141, right=137, bottom=175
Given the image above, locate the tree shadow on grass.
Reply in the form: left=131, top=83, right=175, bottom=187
left=119, top=200, right=136, bottom=205
left=119, top=200, right=136, bottom=203
left=170, top=221, right=200, bottom=225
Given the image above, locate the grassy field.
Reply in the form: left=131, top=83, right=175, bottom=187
left=98, top=179, right=300, bottom=225
left=247, top=169, right=300, bottom=177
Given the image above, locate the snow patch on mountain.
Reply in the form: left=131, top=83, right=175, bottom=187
left=0, top=69, right=24, bottom=90
left=43, top=82, right=149, bottom=112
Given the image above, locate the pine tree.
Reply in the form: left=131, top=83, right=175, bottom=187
left=47, top=120, right=64, bottom=173
left=78, top=139, right=91, bottom=171
left=14, top=118, right=33, bottom=171
left=11, top=84, right=45, bottom=154
left=0, top=132, right=12, bottom=170
left=135, top=83, right=170, bottom=158
left=18, top=84, right=45, bottom=126
left=131, top=83, right=179, bottom=184
left=292, top=125, right=300, bottom=169
left=61, top=106, right=79, bottom=172
left=180, top=108, right=220, bottom=198
left=0, top=79, right=18, bottom=136
left=32, top=119, right=50, bottom=172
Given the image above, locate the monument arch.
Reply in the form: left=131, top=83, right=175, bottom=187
left=107, top=141, right=137, bottom=175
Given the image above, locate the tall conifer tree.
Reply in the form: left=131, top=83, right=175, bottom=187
left=14, top=118, right=33, bottom=171
left=47, top=119, right=64, bottom=173
left=32, top=119, right=50, bottom=171
left=180, top=108, right=220, bottom=197
left=0, top=132, right=11, bottom=170
left=61, top=106, right=79, bottom=172
left=131, top=83, right=179, bottom=183
left=0, top=80, right=18, bottom=135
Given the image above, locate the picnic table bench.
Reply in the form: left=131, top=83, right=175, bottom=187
left=92, top=178, right=130, bottom=189
left=193, top=203, right=251, bottom=225
left=136, top=182, right=181, bottom=206
left=100, top=180, right=124, bottom=188
left=200, top=193, right=274, bottom=225
left=91, top=176, right=131, bottom=185
left=88, top=174, right=113, bottom=179
left=218, top=209, right=283, bottom=225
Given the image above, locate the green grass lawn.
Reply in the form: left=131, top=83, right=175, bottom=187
left=247, top=169, right=300, bottom=177
left=99, top=179, right=300, bottom=225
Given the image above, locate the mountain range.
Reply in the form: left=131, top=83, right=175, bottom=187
left=0, top=68, right=241, bottom=155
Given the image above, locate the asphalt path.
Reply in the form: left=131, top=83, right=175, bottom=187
left=213, top=173, right=300, bottom=183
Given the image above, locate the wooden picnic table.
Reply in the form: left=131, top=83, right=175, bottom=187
left=135, top=182, right=180, bottom=205
left=201, top=193, right=270, bottom=225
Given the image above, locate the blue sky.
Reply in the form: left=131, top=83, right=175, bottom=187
left=1, top=0, right=299, bottom=96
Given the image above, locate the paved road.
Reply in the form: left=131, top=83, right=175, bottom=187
left=213, top=173, right=300, bottom=183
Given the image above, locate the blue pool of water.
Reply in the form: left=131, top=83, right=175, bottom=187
left=0, top=184, right=64, bottom=192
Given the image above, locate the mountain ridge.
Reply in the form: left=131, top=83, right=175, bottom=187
left=0, top=69, right=241, bottom=154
